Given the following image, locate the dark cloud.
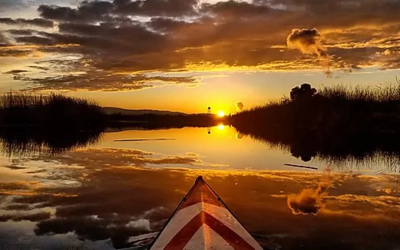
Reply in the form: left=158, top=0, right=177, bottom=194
left=28, top=65, right=50, bottom=71
left=56, top=22, right=167, bottom=54
left=0, top=48, right=33, bottom=58
left=287, top=171, right=331, bottom=215
left=13, top=71, right=196, bottom=91
left=0, top=18, right=54, bottom=28
left=36, top=148, right=219, bottom=167
left=287, top=28, right=335, bottom=76
left=14, top=35, right=55, bottom=46
left=89, top=43, right=294, bottom=73
left=0, top=32, right=12, bottom=46
left=0, top=212, right=51, bottom=222
left=201, top=0, right=273, bottom=19
left=38, top=0, right=198, bottom=22
left=3, top=69, right=29, bottom=74
left=7, top=23, right=169, bottom=58
left=287, top=28, right=327, bottom=58
left=112, top=0, right=199, bottom=17
left=6, top=29, right=36, bottom=36
left=38, top=1, right=113, bottom=22
left=287, top=184, right=328, bottom=215
left=147, top=18, right=189, bottom=32
left=0, top=182, right=33, bottom=191
left=4, top=204, right=31, bottom=210
left=0, top=0, right=69, bottom=11
left=33, top=216, right=155, bottom=248
left=2, top=164, right=26, bottom=170
left=1, top=0, right=400, bottom=90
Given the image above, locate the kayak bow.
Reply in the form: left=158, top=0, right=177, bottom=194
left=149, top=176, right=262, bottom=250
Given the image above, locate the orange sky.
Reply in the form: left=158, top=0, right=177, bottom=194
left=1, top=0, right=400, bottom=113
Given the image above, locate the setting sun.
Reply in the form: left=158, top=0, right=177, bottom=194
left=217, top=111, right=225, bottom=117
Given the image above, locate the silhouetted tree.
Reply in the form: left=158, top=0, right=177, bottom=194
left=290, top=83, right=317, bottom=101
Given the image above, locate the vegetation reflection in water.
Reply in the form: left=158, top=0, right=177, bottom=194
left=0, top=128, right=104, bottom=156
left=0, top=93, right=105, bottom=156
left=231, top=83, right=400, bottom=174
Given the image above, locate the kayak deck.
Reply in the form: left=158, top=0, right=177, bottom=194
left=149, top=176, right=262, bottom=250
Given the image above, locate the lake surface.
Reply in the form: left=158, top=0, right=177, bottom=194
left=0, top=126, right=399, bottom=249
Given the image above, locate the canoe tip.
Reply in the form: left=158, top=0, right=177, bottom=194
left=195, top=176, right=204, bottom=183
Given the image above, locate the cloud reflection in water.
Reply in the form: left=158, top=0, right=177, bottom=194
left=0, top=147, right=398, bottom=249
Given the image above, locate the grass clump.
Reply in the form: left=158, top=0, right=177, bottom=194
left=0, top=92, right=106, bottom=128
left=0, top=92, right=106, bottom=156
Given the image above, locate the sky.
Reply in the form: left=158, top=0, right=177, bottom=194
left=1, top=0, right=400, bottom=113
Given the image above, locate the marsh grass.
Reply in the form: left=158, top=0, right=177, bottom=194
left=231, top=83, right=400, bottom=162
left=0, top=92, right=106, bottom=156
left=0, top=92, right=105, bottom=128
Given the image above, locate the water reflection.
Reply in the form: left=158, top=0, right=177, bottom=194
left=0, top=127, right=103, bottom=157
left=235, top=125, right=400, bottom=166
left=0, top=127, right=399, bottom=249
left=0, top=162, right=399, bottom=249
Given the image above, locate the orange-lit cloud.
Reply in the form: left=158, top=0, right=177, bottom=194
left=1, top=150, right=399, bottom=249
left=0, top=212, right=51, bottom=222
left=287, top=28, right=327, bottom=58
left=39, top=148, right=229, bottom=168
left=9, top=70, right=197, bottom=91
left=1, top=0, right=400, bottom=90
left=287, top=28, right=335, bottom=77
left=0, top=18, right=54, bottom=28
left=287, top=169, right=331, bottom=215
left=287, top=183, right=329, bottom=215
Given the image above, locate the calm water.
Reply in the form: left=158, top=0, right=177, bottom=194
left=0, top=126, right=399, bottom=249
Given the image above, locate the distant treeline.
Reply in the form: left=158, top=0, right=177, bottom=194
left=107, top=113, right=226, bottom=129
left=231, top=83, right=400, bottom=161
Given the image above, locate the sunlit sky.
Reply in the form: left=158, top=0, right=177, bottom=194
left=1, top=0, right=400, bottom=113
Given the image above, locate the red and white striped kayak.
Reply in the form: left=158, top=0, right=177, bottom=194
left=149, top=176, right=263, bottom=250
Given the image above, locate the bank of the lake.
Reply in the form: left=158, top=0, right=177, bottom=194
left=231, top=83, right=400, bottom=161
